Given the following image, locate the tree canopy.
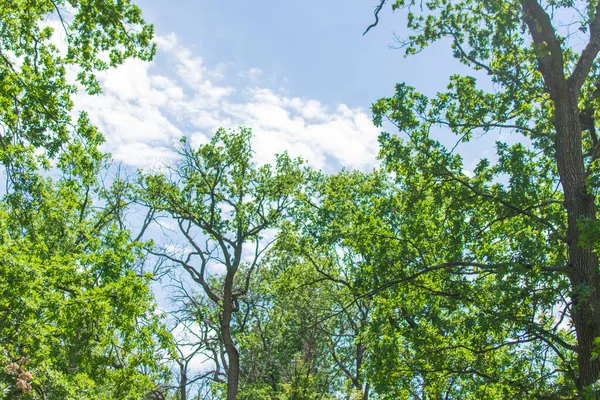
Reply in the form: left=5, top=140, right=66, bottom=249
left=5, top=0, right=600, bottom=399
left=0, top=1, right=169, bottom=399
left=362, top=0, right=600, bottom=397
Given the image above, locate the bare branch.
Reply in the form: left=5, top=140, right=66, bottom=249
left=363, top=0, right=388, bottom=36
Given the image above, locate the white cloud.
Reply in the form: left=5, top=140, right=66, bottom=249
left=75, top=32, right=380, bottom=172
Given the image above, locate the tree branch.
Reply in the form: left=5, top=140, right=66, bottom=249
left=568, top=1, right=600, bottom=93
left=363, top=0, right=388, bottom=36
left=520, top=0, right=567, bottom=98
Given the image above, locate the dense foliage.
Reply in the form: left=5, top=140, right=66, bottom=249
left=365, top=0, right=600, bottom=397
left=5, top=0, right=600, bottom=399
left=0, top=1, right=170, bottom=399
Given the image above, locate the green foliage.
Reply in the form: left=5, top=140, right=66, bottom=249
left=285, top=141, right=574, bottom=398
left=358, top=0, right=600, bottom=397
left=138, top=127, right=306, bottom=399
left=0, top=1, right=171, bottom=398
left=141, top=128, right=304, bottom=246
left=7, top=0, right=600, bottom=398
left=235, top=255, right=347, bottom=399
left=0, top=0, right=153, bottom=165
left=0, top=158, right=173, bottom=399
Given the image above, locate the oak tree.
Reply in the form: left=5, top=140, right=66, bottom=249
left=362, top=0, right=600, bottom=396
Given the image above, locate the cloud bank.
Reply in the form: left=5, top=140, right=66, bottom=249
left=75, top=33, right=380, bottom=172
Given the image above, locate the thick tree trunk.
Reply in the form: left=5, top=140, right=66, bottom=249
left=554, top=94, right=600, bottom=390
left=520, top=0, right=600, bottom=390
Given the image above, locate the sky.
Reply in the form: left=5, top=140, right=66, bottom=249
left=73, top=0, right=486, bottom=174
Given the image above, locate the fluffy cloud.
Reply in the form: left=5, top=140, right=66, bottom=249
left=75, top=33, right=380, bottom=172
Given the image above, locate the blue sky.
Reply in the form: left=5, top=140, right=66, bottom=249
left=136, top=0, right=457, bottom=105
left=71, top=0, right=495, bottom=173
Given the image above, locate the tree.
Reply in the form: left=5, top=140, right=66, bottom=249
left=0, top=163, right=173, bottom=399
left=285, top=170, right=390, bottom=400
left=138, top=127, right=305, bottom=400
left=359, top=0, right=600, bottom=396
left=305, top=145, right=570, bottom=398
left=235, top=247, right=359, bottom=399
left=1, top=0, right=153, bottom=172
left=0, top=1, right=172, bottom=398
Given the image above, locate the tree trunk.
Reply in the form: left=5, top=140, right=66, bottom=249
left=222, top=313, right=240, bottom=400
left=222, top=272, right=240, bottom=400
left=363, top=381, right=370, bottom=400
left=178, top=359, right=187, bottom=400
left=520, top=0, right=600, bottom=390
left=356, top=342, right=369, bottom=400
left=554, top=93, right=600, bottom=390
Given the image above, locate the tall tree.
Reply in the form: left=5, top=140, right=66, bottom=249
left=0, top=1, right=172, bottom=398
left=362, top=0, right=600, bottom=396
left=138, top=127, right=304, bottom=400
left=0, top=159, right=173, bottom=399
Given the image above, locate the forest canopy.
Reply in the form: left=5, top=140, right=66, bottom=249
left=2, top=1, right=600, bottom=399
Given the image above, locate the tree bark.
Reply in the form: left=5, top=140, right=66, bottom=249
left=520, top=0, right=600, bottom=391
left=177, top=359, right=187, bottom=400
left=222, top=271, right=240, bottom=400
left=556, top=93, right=600, bottom=391
left=357, top=342, right=369, bottom=400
